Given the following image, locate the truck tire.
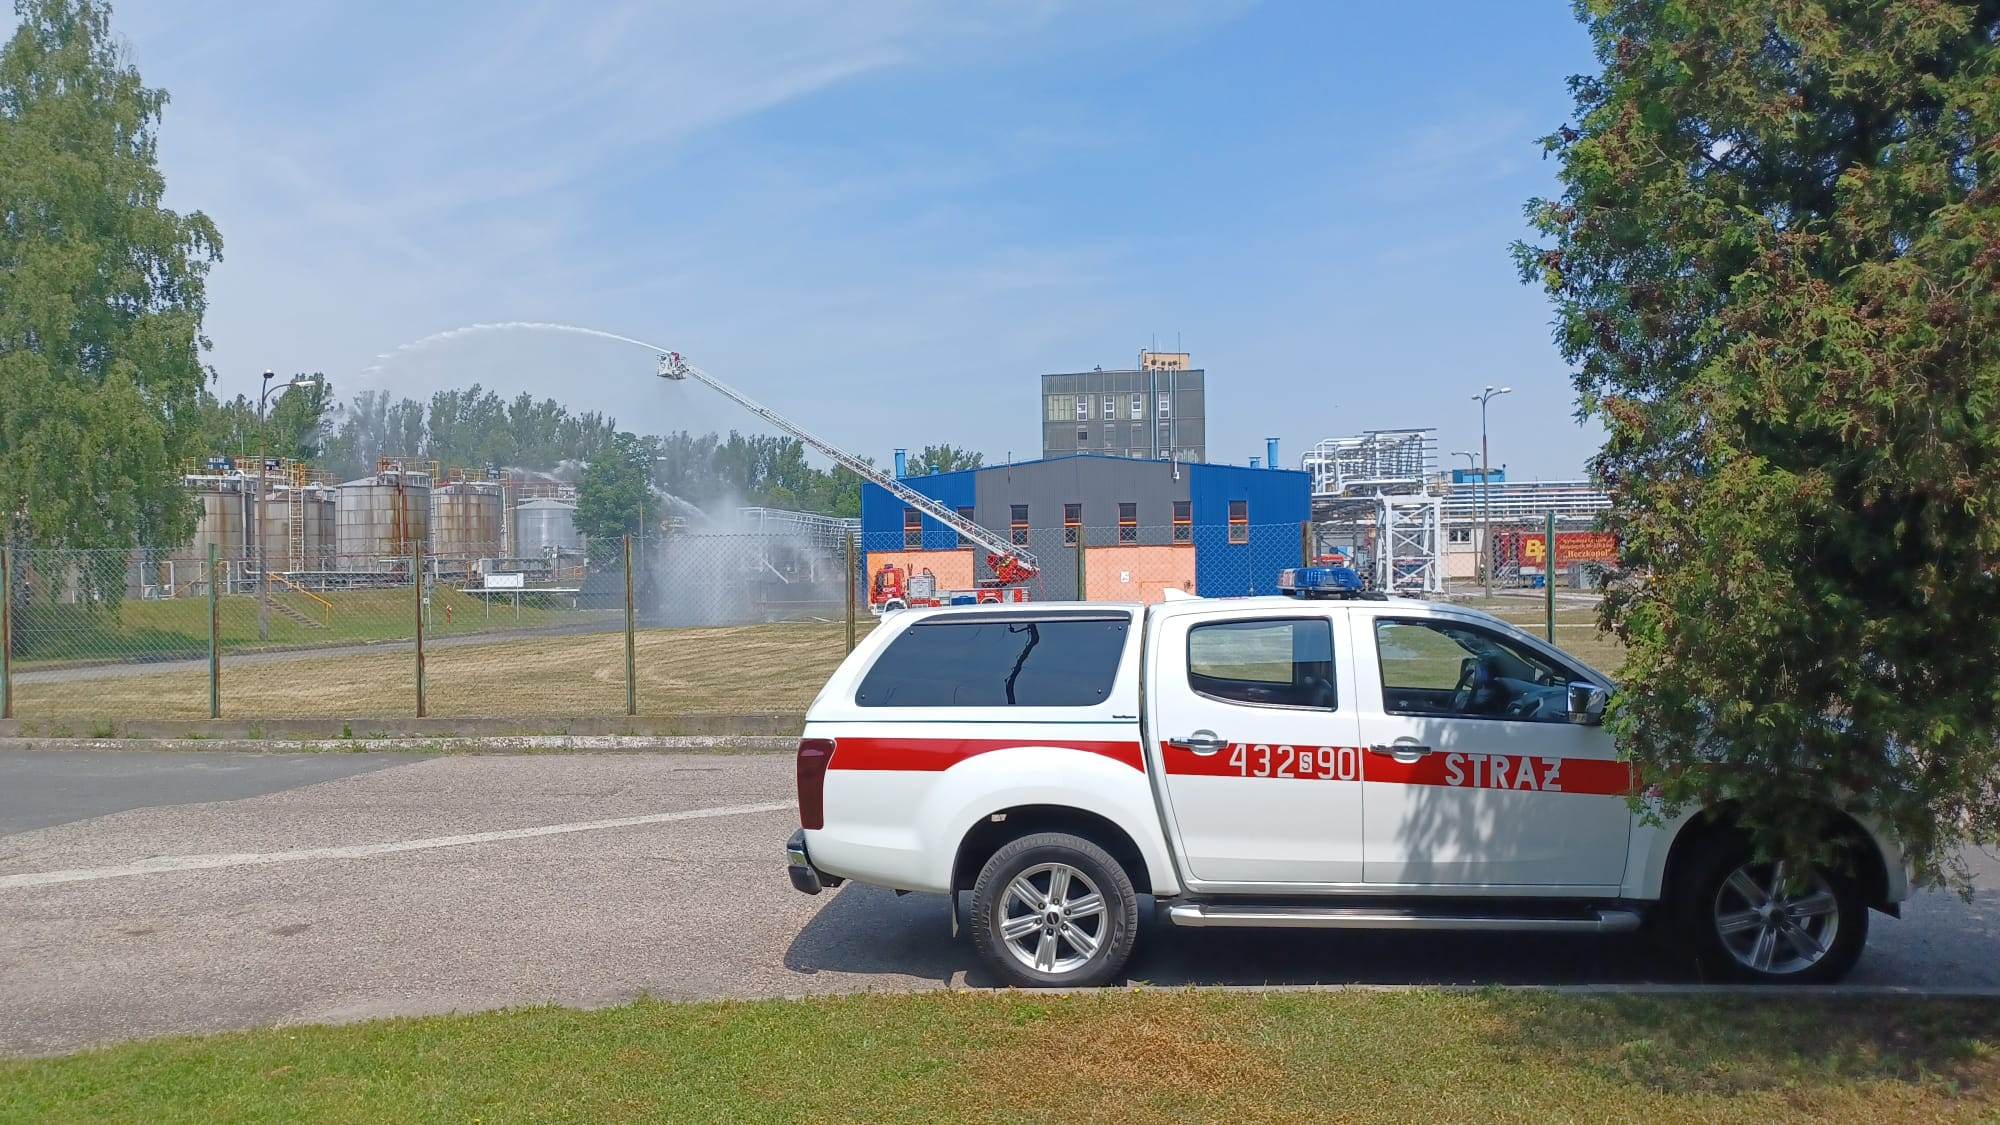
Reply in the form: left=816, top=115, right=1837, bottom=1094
left=1673, top=831, right=1868, bottom=984
left=968, top=831, right=1139, bottom=988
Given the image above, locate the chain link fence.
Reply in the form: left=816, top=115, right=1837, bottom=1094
left=1, top=531, right=868, bottom=722
left=13, top=521, right=1583, bottom=722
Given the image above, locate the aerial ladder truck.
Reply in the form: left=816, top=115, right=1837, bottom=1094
left=656, top=353, right=1038, bottom=609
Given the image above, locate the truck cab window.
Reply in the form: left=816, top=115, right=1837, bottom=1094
left=856, top=618, right=1128, bottom=707
left=1187, top=618, right=1335, bottom=710
left=1374, top=619, right=1580, bottom=723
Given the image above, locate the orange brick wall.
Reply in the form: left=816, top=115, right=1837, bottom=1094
left=1084, top=545, right=1195, bottom=604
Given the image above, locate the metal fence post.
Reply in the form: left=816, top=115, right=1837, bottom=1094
left=413, top=548, right=427, bottom=717
left=1545, top=510, right=1557, bottom=643
left=207, top=543, right=221, bottom=718
left=1, top=543, right=13, bottom=721
left=624, top=534, right=637, bottom=717
left=1300, top=521, right=1313, bottom=568
left=844, top=533, right=858, bottom=654
left=1074, top=530, right=1087, bottom=602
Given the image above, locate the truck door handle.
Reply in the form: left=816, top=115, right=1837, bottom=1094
left=1368, top=742, right=1434, bottom=762
left=1166, top=731, right=1227, bottom=756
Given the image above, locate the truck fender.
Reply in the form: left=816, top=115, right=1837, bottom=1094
left=915, top=745, right=1180, bottom=898
left=1625, top=800, right=1909, bottom=906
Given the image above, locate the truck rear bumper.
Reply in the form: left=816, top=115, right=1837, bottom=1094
left=787, top=829, right=843, bottom=896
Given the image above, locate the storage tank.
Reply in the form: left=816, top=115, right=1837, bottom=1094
left=431, top=481, right=505, bottom=562
left=335, top=469, right=431, bottom=569
left=515, top=498, right=581, bottom=555
left=257, top=484, right=338, bottom=571
left=184, top=477, right=255, bottom=569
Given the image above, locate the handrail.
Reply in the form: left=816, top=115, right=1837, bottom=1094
left=267, top=572, right=334, bottom=617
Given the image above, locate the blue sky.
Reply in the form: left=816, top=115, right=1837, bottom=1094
left=103, top=1, right=1602, bottom=478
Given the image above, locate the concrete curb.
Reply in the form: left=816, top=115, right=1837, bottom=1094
left=0, top=735, right=797, bottom=754
left=955, top=981, right=2000, bottom=999
left=0, top=713, right=806, bottom=740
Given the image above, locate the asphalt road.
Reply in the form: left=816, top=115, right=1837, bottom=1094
left=1, top=749, right=1994, bottom=1056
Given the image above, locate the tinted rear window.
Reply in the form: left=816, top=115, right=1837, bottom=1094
left=856, top=618, right=1128, bottom=707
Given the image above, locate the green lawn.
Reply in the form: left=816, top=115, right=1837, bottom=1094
left=11, top=588, right=605, bottom=669
left=2, top=991, right=1994, bottom=1123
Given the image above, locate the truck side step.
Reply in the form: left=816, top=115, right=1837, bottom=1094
left=1166, top=903, right=1642, bottom=934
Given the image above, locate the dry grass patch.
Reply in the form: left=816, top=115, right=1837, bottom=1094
left=959, top=992, right=1284, bottom=1118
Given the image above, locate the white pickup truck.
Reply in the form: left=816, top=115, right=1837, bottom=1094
left=784, top=589, right=1907, bottom=988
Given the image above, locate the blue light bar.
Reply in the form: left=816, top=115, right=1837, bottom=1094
left=1277, top=566, right=1364, bottom=598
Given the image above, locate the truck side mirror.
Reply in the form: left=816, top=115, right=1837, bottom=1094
left=1566, top=683, right=1608, bottom=726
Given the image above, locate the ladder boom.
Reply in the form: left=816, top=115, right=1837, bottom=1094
left=656, top=354, right=1035, bottom=571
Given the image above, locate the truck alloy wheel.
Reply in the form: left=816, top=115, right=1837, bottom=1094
left=998, top=862, right=1106, bottom=974
left=968, top=832, right=1138, bottom=988
left=1712, top=860, right=1842, bottom=976
left=1678, top=835, right=1867, bottom=983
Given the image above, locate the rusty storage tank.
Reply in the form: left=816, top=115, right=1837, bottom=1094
left=184, top=475, right=256, bottom=571
left=335, top=468, right=431, bottom=569
left=256, top=483, right=339, bottom=572
left=430, top=481, right=505, bottom=563
left=514, top=498, right=581, bottom=555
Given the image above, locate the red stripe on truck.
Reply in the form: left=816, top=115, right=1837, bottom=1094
left=827, top=737, right=1145, bottom=772
left=821, top=736, right=1630, bottom=796
left=1356, top=750, right=1632, bottom=796
left=1157, top=743, right=1632, bottom=795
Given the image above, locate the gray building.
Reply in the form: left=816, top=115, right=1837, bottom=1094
left=1040, top=352, right=1206, bottom=463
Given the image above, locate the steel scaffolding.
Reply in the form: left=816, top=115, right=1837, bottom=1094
left=1304, top=428, right=1444, bottom=595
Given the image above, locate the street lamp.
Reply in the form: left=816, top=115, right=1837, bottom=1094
left=641, top=454, right=670, bottom=536
left=258, top=370, right=323, bottom=642
left=1471, top=386, right=1513, bottom=599
left=1450, top=451, right=1477, bottom=590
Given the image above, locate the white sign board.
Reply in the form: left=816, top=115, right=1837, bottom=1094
left=485, top=572, right=526, bottom=590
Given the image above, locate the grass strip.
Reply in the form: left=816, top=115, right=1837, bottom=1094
left=2, top=989, right=1995, bottom=1123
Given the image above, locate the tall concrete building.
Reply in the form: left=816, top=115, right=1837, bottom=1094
left=1040, top=351, right=1206, bottom=463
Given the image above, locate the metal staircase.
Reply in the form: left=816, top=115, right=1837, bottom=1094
left=268, top=597, right=325, bottom=629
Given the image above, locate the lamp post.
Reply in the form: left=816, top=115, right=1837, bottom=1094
left=637, top=454, right=673, bottom=540
left=1470, top=386, right=1512, bottom=599
left=257, top=371, right=323, bottom=641
left=1451, top=451, right=1477, bottom=589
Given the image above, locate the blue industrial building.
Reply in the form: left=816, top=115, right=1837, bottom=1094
left=860, top=454, right=1310, bottom=601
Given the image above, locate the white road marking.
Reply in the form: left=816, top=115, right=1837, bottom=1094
left=0, top=801, right=793, bottom=890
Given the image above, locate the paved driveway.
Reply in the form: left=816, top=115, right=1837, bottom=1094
left=1, top=750, right=1994, bottom=1056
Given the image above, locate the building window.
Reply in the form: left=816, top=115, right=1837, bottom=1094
left=1118, top=502, right=1138, bottom=543
left=1228, top=499, right=1249, bottom=545
left=954, top=506, right=976, bottom=548
left=1131, top=393, right=1144, bottom=418
left=1063, top=502, right=1082, bottom=547
left=1101, top=425, right=1113, bottom=447
left=1077, top=428, right=1089, bottom=444
left=903, top=508, right=923, bottom=550
left=1010, top=503, right=1030, bottom=547
left=1103, top=395, right=1116, bottom=419
left=1173, top=500, right=1192, bottom=543
left=1448, top=528, right=1471, bottom=544
left=1076, top=398, right=1090, bottom=421
left=1045, top=394, right=1074, bottom=422
left=1158, top=394, right=1171, bottom=418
